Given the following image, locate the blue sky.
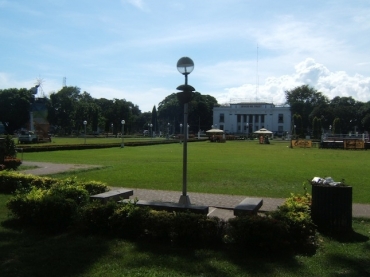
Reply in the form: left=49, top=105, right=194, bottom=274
left=1, top=0, right=370, bottom=112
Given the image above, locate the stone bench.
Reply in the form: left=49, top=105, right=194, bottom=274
left=90, top=189, right=133, bottom=203
left=120, top=199, right=209, bottom=215
left=233, top=198, right=263, bottom=216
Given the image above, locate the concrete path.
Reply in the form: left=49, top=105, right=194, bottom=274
left=19, top=161, right=370, bottom=220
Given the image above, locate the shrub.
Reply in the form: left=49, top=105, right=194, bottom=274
left=169, top=212, right=225, bottom=247
left=3, top=158, right=22, bottom=170
left=269, top=191, right=317, bottom=250
left=77, top=200, right=119, bottom=234
left=226, top=215, right=290, bottom=252
left=4, top=135, right=17, bottom=157
left=0, top=171, right=56, bottom=193
left=6, top=178, right=91, bottom=232
left=79, top=180, right=109, bottom=195
left=49, top=178, right=90, bottom=205
left=144, top=210, right=174, bottom=241
left=0, top=172, right=108, bottom=194
left=109, top=201, right=150, bottom=239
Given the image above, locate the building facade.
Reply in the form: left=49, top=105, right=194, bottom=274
left=213, top=102, right=291, bottom=136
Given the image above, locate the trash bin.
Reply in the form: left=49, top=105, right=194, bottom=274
left=311, top=183, right=352, bottom=234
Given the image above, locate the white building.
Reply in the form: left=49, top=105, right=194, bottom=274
left=212, top=102, right=291, bottom=136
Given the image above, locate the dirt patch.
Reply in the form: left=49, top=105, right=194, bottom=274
left=20, top=161, right=102, bottom=176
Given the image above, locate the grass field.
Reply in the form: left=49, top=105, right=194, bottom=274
left=2, top=140, right=370, bottom=276
left=18, top=139, right=370, bottom=203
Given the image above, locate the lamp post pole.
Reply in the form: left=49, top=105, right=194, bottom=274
left=246, top=123, right=249, bottom=140
left=180, top=123, right=183, bottom=143
left=121, top=120, right=125, bottom=148
left=150, top=124, right=153, bottom=139
left=176, top=57, right=195, bottom=206
left=167, top=123, right=170, bottom=140
left=329, top=125, right=332, bottom=135
left=83, top=120, right=87, bottom=144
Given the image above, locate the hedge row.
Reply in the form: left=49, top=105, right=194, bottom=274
left=16, top=139, right=205, bottom=152
left=0, top=171, right=108, bottom=195
left=1, top=172, right=317, bottom=254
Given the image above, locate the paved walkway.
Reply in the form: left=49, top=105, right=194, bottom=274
left=20, top=161, right=370, bottom=220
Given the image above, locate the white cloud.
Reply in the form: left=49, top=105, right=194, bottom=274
left=124, top=0, right=148, bottom=11
left=217, top=58, right=370, bottom=105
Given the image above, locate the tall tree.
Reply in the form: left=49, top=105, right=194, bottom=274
left=329, top=96, right=362, bottom=134
left=0, top=88, right=34, bottom=134
left=285, top=85, right=329, bottom=135
left=157, top=92, right=218, bottom=134
left=48, top=86, right=82, bottom=134
left=151, top=106, right=158, bottom=134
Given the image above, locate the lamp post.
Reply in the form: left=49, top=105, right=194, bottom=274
left=329, top=125, right=332, bottom=135
left=111, top=123, right=113, bottom=135
left=83, top=120, right=87, bottom=144
left=167, top=122, right=170, bottom=140
left=150, top=123, right=153, bottom=139
left=180, top=123, right=183, bottom=143
left=121, top=120, right=125, bottom=148
left=176, top=57, right=195, bottom=206
left=246, top=123, right=249, bottom=139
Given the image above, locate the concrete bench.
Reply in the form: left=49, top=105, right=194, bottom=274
left=90, top=189, right=133, bottom=203
left=233, top=198, right=263, bottom=216
left=119, top=199, right=209, bottom=215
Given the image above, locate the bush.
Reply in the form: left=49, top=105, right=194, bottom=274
left=226, top=215, right=290, bottom=252
left=6, top=178, right=92, bottom=232
left=77, top=200, right=119, bottom=234
left=4, top=135, right=17, bottom=157
left=79, top=180, right=109, bottom=195
left=269, top=192, right=317, bottom=250
left=0, top=172, right=108, bottom=194
left=0, top=171, right=56, bottom=193
left=3, top=158, right=22, bottom=170
left=169, top=212, right=225, bottom=247
left=109, top=201, right=150, bottom=239
left=144, top=210, right=174, bottom=241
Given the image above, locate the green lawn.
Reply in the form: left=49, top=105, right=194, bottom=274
left=19, top=140, right=370, bottom=203
left=2, top=141, right=370, bottom=276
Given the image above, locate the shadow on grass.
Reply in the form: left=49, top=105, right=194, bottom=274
left=1, top=219, right=111, bottom=277
left=131, top=239, right=307, bottom=277
left=1, top=217, right=368, bottom=277
left=0, top=218, right=307, bottom=277
left=326, top=253, right=370, bottom=276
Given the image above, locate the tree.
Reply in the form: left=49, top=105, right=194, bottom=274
left=0, top=88, right=34, bottom=134
left=151, top=106, right=158, bottom=134
left=312, top=117, right=322, bottom=139
left=292, top=114, right=303, bottom=138
left=285, top=85, right=329, bottom=135
left=157, top=92, right=218, bottom=134
left=332, top=118, right=341, bottom=134
left=48, top=86, right=82, bottom=134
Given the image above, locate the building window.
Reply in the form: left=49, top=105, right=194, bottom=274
left=220, top=113, right=224, bottom=123
left=278, top=114, right=284, bottom=123
left=255, top=115, right=259, bottom=123
left=237, top=114, right=241, bottom=123
left=220, top=125, right=224, bottom=130
left=261, top=115, right=265, bottom=123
